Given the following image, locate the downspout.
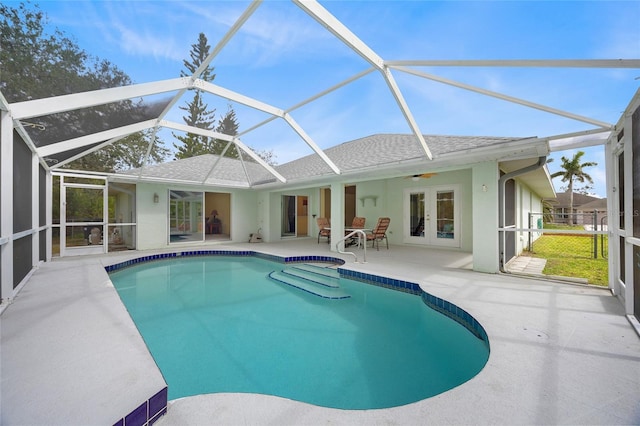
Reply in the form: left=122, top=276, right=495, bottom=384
left=498, top=156, right=547, bottom=272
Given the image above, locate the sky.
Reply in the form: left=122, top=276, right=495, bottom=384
left=21, top=1, right=640, bottom=197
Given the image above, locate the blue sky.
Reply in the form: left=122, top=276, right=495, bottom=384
left=28, top=1, right=640, bottom=196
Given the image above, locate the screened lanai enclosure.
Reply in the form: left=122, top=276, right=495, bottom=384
left=1, top=0, right=640, bottom=326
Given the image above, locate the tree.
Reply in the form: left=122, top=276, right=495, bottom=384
left=1, top=2, right=168, bottom=170
left=1, top=2, right=88, bottom=102
left=68, top=130, right=170, bottom=173
left=173, top=33, right=217, bottom=159
left=172, top=33, right=278, bottom=165
left=550, top=151, right=598, bottom=224
left=213, top=105, right=240, bottom=158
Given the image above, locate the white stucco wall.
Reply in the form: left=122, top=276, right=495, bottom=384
left=231, top=190, right=260, bottom=243
left=262, top=188, right=318, bottom=243
left=136, top=183, right=258, bottom=249
left=515, top=179, right=544, bottom=254
left=136, top=183, right=170, bottom=250
left=383, top=169, right=473, bottom=252
left=472, top=161, right=500, bottom=273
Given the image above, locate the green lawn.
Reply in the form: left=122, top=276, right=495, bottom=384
left=526, top=225, right=608, bottom=286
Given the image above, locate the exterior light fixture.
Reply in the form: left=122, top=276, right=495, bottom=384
left=153, top=193, right=159, bottom=203
left=482, top=184, right=488, bottom=192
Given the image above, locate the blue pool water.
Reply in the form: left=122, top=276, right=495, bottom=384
left=109, top=255, right=489, bottom=409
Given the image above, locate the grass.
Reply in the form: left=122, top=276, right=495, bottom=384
left=525, top=224, right=608, bottom=286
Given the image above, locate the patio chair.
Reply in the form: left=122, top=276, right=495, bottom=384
left=350, top=216, right=366, bottom=229
left=317, top=217, right=331, bottom=244
left=366, top=217, right=391, bottom=250
left=345, top=216, right=366, bottom=247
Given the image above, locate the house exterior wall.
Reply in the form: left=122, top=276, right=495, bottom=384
left=575, top=208, right=608, bottom=227
left=263, top=188, right=318, bottom=242
left=133, top=161, right=544, bottom=275
left=136, top=183, right=258, bottom=249
left=383, top=170, right=473, bottom=251
left=231, top=190, right=259, bottom=242
left=473, top=161, right=500, bottom=273
left=135, top=183, right=168, bottom=250
left=515, top=178, right=544, bottom=254
left=353, top=179, right=388, bottom=234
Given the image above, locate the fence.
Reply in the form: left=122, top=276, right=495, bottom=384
left=528, top=212, right=608, bottom=259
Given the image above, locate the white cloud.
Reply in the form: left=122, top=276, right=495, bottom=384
left=174, top=1, right=340, bottom=68
left=113, top=22, right=183, bottom=61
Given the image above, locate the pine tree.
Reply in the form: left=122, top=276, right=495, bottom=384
left=172, top=33, right=277, bottom=164
left=173, top=33, right=217, bottom=159
left=213, top=105, right=240, bottom=158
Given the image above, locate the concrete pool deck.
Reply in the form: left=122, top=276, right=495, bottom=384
left=2, top=239, right=639, bottom=425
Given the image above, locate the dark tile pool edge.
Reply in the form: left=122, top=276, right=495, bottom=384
left=112, top=386, right=167, bottom=426
left=339, top=268, right=490, bottom=349
left=104, top=250, right=345, bottom=274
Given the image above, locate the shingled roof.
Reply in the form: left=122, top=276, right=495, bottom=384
left=117, top=133, right=541, bottom=188
left=276, top=134, right=532, bottom=180
left=545, top=191, right=603, bottom=207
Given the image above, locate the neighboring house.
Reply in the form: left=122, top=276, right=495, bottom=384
left=545, top=191, right=607, bottom=226
left=104, top=133, right=556, bottom=273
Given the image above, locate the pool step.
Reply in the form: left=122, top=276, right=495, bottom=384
left=268, top=267, right=350, bottom=299
left=284, top=265, right=341, bottom=288
left=291, top=263, right=341, bottom=276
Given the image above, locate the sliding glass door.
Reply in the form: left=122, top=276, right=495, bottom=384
left=281, top=195, right=308, bottom=237
left=169, top=190, right=203, bottom=243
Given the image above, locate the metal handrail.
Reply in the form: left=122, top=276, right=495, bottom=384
left=335, top=229, right=367, bottom=263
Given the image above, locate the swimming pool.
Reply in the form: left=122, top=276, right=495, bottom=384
left=108, top=252, right=489, bottom=409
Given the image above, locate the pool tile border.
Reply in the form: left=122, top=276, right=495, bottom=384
left=104, top=250, right=346, bottom=273
left=112, top=386, right=167, bottom=426
left=420, top=292, right=489, bottom=346
left=339, top=268, right=490, bottom=348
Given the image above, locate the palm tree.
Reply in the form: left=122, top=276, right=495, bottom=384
left=550, top=151, right=597, bottom=225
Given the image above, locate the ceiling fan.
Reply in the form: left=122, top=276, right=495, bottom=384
left=406, top=173, right=437, bottom=181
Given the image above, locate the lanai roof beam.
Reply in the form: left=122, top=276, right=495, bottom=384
left=237, top=67, right=375, bottom=137
left=393, top=66, right=613, bottom=130
left=198, top=80, right=341, bottom=174
left=385, top=59, right=640, bottom=68
left=160, top=120, right=286, bottom=183
left=293, top=0, right=432, bottom=160
left=10, top=79, right=187, bottom=120
left=37, top=119, right=158, bottom=157
left=190, top=0, right=263, bottom=83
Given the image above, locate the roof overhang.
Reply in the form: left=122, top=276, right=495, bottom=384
left=500, top=158, right=556, bottom=199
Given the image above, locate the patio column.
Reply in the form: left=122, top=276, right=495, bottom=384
left=1, top=109, right=14, bottom=304
left=329, top=182, right=344, bottom=252
left=32, top=150, right=40, bottom=266
left=472, top=161, right=499, bottom=273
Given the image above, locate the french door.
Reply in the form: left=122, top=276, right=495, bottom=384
left=404, top=186, right=459, bottom=247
